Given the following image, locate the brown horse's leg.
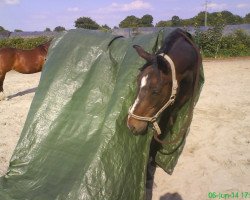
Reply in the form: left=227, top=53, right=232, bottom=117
left=0, top=72, right=6, bottom=100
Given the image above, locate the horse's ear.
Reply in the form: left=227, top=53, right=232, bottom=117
left=133, top=45, right=154, bottom=62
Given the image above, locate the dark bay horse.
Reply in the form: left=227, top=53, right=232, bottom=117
left=127, top=29, right=201, bottom=199
left=127, top=28, right=201, bottom=138
left=0, top=40, right=51, bottom=100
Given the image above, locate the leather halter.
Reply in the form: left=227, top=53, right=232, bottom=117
left=128, top=53, right=178, bottom=143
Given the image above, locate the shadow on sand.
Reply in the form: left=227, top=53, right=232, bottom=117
left=159, top=192, right=183, bottom=200
left=145, top=157, right=183, bottom=200
left=7, top=87, right=37, bottom=100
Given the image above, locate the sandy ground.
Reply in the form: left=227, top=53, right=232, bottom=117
left=0, top=58, right=250, bottom=200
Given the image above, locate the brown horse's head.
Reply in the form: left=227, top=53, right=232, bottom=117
left=39, top=40, right=52, bottom=54
left=127, top=29, right=200, bottom=136
left=127, top=45, right=174, bottom=135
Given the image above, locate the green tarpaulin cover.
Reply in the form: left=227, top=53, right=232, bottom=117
left=0, top=29, right=204, bottom=200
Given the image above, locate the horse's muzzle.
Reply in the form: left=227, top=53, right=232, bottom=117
left=127, top=116, right=148, bottom=135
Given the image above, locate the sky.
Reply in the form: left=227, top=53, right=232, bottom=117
left=0, top=0, right=249, bottom=31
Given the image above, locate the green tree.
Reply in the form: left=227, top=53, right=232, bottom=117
left=217, top=11, right=243, bottom=25
left=193, top=11, right=206, bottom=26
left=75, top=17, right=100, bottom=30
left=44, top=27, right=51, bottom=32
left=54, top=26, right=66, bottom=32
left=171, top=15, right=182, bottom=27
left=193, top=11, right=243, bottom=26
left=14, top=29, right=23, bottom=32
left=119, top=15, right=140, bottom=28
left=182, top=19, right=194, bottom=26
left=155, top=20, right=171, bottom=27
left=101, top=24, right=111, bottom=30
left=0, top=26, right=5, bottom=31
left=244, top=13, right=250, bottom=23
left=99, top=24, right=111, bottom=32
left=0, top=26, right=10, bottom=38
left=140, top=14, right=153, bottom=27
left=224, top=11, right=243, bottom=24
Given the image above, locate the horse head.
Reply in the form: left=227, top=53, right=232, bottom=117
left=127, top=29, right=201, bottom=139
left=39, top=40, right=52, bottom=54
left=127, top=45, right=177, bottom=135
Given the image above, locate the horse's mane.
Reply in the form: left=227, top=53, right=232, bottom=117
left=157, top=28, right=193, bottom=54
left=139, top=28, right=193, bottom=72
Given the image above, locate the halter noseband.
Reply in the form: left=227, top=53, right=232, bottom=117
left=128, top=53, right=178, bottom=143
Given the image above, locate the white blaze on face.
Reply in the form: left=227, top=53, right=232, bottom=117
left=130, top=75, right=148, bottom=113
left=140, top=75, right=148, bottom=88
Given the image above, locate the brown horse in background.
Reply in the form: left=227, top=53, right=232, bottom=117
left=0, top=40, right=51, bottom=100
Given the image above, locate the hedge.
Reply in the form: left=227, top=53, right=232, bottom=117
left=194, top=29, right=250, bottom=58
left=0, top=36, right=51, bottom=49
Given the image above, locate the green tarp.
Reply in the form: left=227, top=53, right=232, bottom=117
left=0, top=29, right=204, bottom=200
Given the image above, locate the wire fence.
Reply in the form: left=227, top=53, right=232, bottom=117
left=112, top=24, right=250, bottom=37
left=0, top=24, right=250, bottom=40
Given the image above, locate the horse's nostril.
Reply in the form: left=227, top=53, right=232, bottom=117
left=128, top=124, right=137, bottom=134
left=128, top=124, right=135, bottom=132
